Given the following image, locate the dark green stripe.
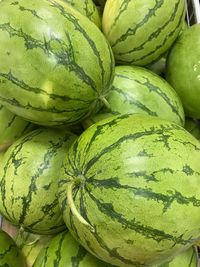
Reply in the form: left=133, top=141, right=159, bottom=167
left=80, top=114, right=130, bottom=164
left=0, top=244, right=16, bottom=257
left=71, top=245, right=87, bottom=267
left=111, top=85, right=158, bottom=116
left=119, top=3, right=185, bottom=64
left=111, top=0, right=165, bottom=48
left=85, top=186, right=194, bottom=246
left=53, top=231, right=66, bottom=267
left=0, top=21, right=97, bottom=92
left=0, top=95, right=88, bottom=114
left=107, top=0, right=132, bottom=38
left=87, top=177, right=200, bottom=212
left=0, top=71, right=91, bottom=103
left=6, top=114, right=17, bottom=128
left=188, top=248, right=196, bottom=267
left=48, top=0, right=106, bottom=90
left=83, top=124, right=181, bottom=175
left=115, top=73, right=184, bottom=125
left=40, top=246, right=49, bottom=267
left=73, top=186, right=140, bottom=266
left=115, top=0, right=181, bottom=56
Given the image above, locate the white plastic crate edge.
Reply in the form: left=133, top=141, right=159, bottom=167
left=186, top=0, right=200, bottom=24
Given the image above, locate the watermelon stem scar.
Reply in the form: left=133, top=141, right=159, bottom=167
left=67, top=180, right=95, bottom=233
left=99, top=96, right=111, bottom=110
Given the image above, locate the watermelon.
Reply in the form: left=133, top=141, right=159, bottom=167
left=62, top=0, right=101, bottom=28
left=102, top=0, right=185, bottom=66
left=58, top=113, right=200, bottom=267
left=83, top=66, right=185, bottom=128
left=166, top=24, right=200, bottom=118
left=0, top=128, right=77, bottom=234
left=158, top=246, right=198, bottom=267
left=0, top=0, right=114, bottom=126
left=0, top=104, right=35, bottom=152
left=184, top=119, right=200, bottom=141
left=33, top=230, right=112, bottom=267
left=0, top=229, right=25, bottom=267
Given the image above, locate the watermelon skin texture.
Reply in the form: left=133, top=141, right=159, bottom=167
left=84, top=66, right=185, bottom=127
left=166, top=24, right=200, bottom=119
left=157, top=246, right=197, bottom=267
left=62, top=0, right=101, bottom=28
left=102, top=0, right=185, bottom=66
left=58, top=114, right=200, bottom=267
left=0, top=128, right=77, bottom=235
left=0, top=0, right=114, bottom=126
left=0, top=104, right=35, bottom=152
left=33, top=230, right=112, bottom=267
left=0, top=229, right=26, bottom=267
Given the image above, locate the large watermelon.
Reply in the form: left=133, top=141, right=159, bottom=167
left=0, top=104, right=35, bottom=152
left=58, top=114, right=200, bottom=266
left=0, top=229, right=26, bottom=267
left=0, top=128, right=77, bottom=234
left=62, top=0, right=101, bottom=27
left=84, top=66, right=185, bottom=127
left=0, top=0, right=114, bottom=126
left=102, top=0, right=185, bottom=66
left=33, top=230, right=112, bottom=267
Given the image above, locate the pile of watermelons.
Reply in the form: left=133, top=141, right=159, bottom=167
left=0, top=0, right=200, bottom=266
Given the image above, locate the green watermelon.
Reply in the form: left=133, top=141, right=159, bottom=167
left=33, top=230, right=112, bottom=267
left=158, top=246, right=198, bottom=267
left=0, top=229, right=26, bottom=267
left=0, top=104, right=35, bottom=152
left=0, top=128, right=77, bottom=234
left=58, top=113, right=200, bottom=267
left=102, top=0, right=185, bottom=66
left=166, top=24, right=200, bottom=118
left=0, top=0, right=114, bottom=126
left=62, top=0, right=101, bottom=28
left=83, top=66, right=185, bottom=128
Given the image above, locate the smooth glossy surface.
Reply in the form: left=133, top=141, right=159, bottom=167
left=166, top=24, right=200, bottom=118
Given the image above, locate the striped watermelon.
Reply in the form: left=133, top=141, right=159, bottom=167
left=0, top=0, right=114, bottom=126
left=58, top=113, right=200, bottom=267
left=84, top=66, right=185, bottom=128
left=33, top=230, right=112, bottom=267
left=0, top=104, right=35, bottom=152
left=158, top=246, right=198, bottom=267
left=102, top=0, right=185, bottom=66
left=0, top=229, right=26, bottom=267
left=0, top=128, right=77, bottom=234
left=62, top=0, right=101, bottom=28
